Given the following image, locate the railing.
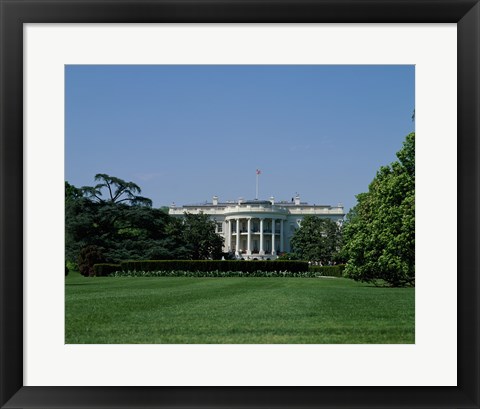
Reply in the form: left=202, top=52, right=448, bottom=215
left=170, top=205, right=343, bottom=216
left=231, top=230, right=281, bottom=234
left=169, top=207, right=227, bottom=215
left=223, top=205, right=289, bottom=215
left=287, top=207, right=344, bottom=215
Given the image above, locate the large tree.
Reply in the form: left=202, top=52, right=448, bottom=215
left=342, top=132, right=415, bottom=287
left=65, top=175, right=225, bottom=267
left=81, top=173, right=152, bottom=206
left=179, top=212, right=224, bottom=260
left=65, top=175, right=170, bottom=265
left=290, top=216, right=342, bottom=264
left=65, top=182, right=100, bottom=263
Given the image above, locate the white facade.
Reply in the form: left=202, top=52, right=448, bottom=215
left=169, top=195, right=345, bottom=260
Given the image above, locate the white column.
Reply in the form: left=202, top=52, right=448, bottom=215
left=227, top=219, right=231, bottom=251
left=235, top=218, right=240, bottom=256
left=259, top=218, right=265, bottom=255
left=280, top=219, right=284, bottom=252
left=247, top=218, right=252, bottom=255
left=271, top=218, right=276, bottom=255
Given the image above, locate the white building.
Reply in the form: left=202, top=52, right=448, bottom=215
left=169, top=195, right=345, bottom=260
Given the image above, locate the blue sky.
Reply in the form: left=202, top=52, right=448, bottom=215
left=65, top=65, right=414, bottom=213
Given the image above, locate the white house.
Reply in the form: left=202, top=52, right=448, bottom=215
left=169, top=195, right=345, bottom=260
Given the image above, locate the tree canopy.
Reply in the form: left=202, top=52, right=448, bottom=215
left=341, top=132, right=415, bottom=287
left=65, top=175, right=224, bottom=272
left=81, top=174, right=152, bottom=207
left=290, top=216, right=342, bottom=264
left=183, top=213, right=224, bottom=260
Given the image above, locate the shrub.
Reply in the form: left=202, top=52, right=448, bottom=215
left=276, top=252, right=299, bottom=260
left=78, top=245, right=105, bottom=277
left=65, top=265, right=69, bottom=276
left=113, top=270, right=316, bottom=278
left=308, top=264, right=346, bottom=277
left=93, top=263, right=121, bottom=277
left=66, top=260, right=78, bottom=272
left=120, top=260, right=309, bottom=274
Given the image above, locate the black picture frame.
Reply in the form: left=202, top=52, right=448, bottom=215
left=1, top=1, right=479, bottom=408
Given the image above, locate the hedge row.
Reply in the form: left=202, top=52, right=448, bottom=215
left=119, top=260, right=309, bottom=273
left=308, top=264, right=346, bottom=277
left=91, top=261, right=345, bottom=278
left=112, top=270, right=330, bottom=278
left=92, top=263, right=121, bottom=277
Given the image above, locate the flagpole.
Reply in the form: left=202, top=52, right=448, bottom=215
left=256, top=169, right=261, bottom=199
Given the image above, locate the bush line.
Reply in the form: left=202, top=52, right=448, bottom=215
left=111, top=269, right=340, bottom=278
left=120, top=260, right=309, bottom=273
left=308, top=264, right=346, bottom=277
left=92, top=263, right=121, bottom=276
left=91, top=261, right=346, bottom=278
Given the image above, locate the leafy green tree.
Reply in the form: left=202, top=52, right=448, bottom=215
left=66, top=175, right=225, bottom=267
left=276, top=252, right=300, bottom=261
left=290, top=216, right=342, bottom=264
left=65, top=176, right=172, bottom=265
left=159, top=217, right=193, bottom=259
left=180, top=213, right=224, bottom=260
left=342, top=132, right=415, bottom=287
left=101, top=204, right=172, bottom=261
left=65, top=186, right=99, bottom=264
left=65, top=181, right=83, bottom=203
left=81, top=173, right=152, bottom=206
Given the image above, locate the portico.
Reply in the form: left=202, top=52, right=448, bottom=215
left=226, top=216, right=286, bottom=258
left=169, top=195, right=345, bottom=260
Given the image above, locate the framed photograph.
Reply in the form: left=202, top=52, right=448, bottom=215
left=1, top=1, right=479, bottom=408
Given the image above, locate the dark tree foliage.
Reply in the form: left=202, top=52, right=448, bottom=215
left=66, top=175, right=169, bottom=265
left=66, top=199, right=172, bottom=264
left=160, top=217, right=193, bottom=259
left=342, top=132, right=415, bottom=287
left=65, top=181, right=83, bottom=202
left=179, top=212, right=224, bottom=260
left=65, top=175, right=225, bottom=268
left=81, top=174, right=152, bottom=207
left=290, top=216, right=342, bottom=264
left=276, top=252, right=300, bottom=261
left=99, top=204, right=173, bottom=262
left=65, top=191, right=100, bottom=264
left=78, top=245, right=105, bottom=277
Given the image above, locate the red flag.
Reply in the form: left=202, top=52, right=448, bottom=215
left=256, top=169, right=261, bottom=175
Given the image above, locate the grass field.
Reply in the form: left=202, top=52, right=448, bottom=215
left=65, top=271, right=415, bottom=344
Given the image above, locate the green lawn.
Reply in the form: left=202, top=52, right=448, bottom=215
left=65, top=271, right=414, bottom=344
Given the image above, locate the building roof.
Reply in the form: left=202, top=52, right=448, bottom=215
left=175, top=198, right=339, bottom=209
